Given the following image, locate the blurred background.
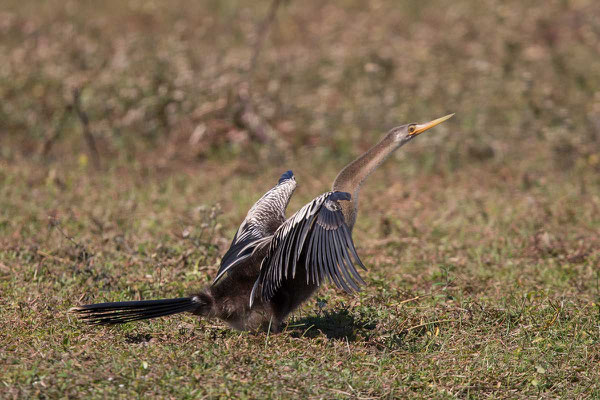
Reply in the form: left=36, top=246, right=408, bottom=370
left=2, top=0, right=599, bottom=173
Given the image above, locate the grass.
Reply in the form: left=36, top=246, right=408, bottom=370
left=1, top=0, right=600, bottom=398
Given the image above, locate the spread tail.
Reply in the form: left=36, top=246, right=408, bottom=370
left=70, top=297, right=200, bottom=325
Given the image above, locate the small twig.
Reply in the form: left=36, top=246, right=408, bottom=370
left=399, top=295, right=426, bottom=305
left=233, top=0, right=286, bottom=146
left=543, top=300, right=561, bottom=329
left=328, top=388, right=353, bottom=397
left=301, top=324, right=315, bottom=338
left=405, top=319, right=456, bottom=332
left=36, top=250, right=71, bottom=265
left=0, top=261, right=11, bottom=273
left=72, top=88, right=100, bottom=169
left=264, top=316, right=273, bottom=349
left=53, top=220, right=82, bottom=249
left=49, top=217, right=94, bottom=262
left=246, top=0, right=283, bottom=87
left=398, top=286, right=448, bottom=305
left=41, top=104, right=72, bottom=157
left=77, top=292, right=86, bottom=303
left=543, top=308, right=560, bottom=330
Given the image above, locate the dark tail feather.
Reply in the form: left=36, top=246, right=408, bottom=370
left=70, top=297, right=198, bottom=325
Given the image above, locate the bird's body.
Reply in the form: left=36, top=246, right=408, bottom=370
left=71, top=114, right=453, bottom=332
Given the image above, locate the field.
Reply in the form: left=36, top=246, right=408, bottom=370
left=1, top=0, right=600, bottom=398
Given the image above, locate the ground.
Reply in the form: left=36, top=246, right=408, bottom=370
left=1, top=0, right=599, bottom=398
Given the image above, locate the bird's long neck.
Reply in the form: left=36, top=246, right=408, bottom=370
left=332, top=133, right=400, bottom=229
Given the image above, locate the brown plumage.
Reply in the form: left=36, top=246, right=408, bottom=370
left=70, top=114, right=453, bottom=332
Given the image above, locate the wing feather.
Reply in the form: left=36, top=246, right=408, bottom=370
left=325, top=226, right=350, bottom=292
left=332, top=230, right=360, bottom=291
left=341, top=224, right=367, bottom=272
left=337, top=229, right=365, bottom=285
left=250, top=191, right=367, bottom=307
left=305, top=218, right=319, bottom=285
left=213, top=171, right=296, bottom=284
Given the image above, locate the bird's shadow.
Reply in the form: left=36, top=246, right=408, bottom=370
left=285, top=308, right=376, bottom=341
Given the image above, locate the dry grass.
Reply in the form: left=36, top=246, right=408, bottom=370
left=1, top=0, right=600, bottom=398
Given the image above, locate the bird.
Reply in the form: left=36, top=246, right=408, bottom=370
left=70, top=114, right=454, bottom=332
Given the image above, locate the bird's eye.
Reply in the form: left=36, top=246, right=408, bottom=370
left=408, top=125, right=416, bottom=134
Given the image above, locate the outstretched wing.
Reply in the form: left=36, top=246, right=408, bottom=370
left=213, top=170, right=296, bottom=284
left=250, top=191, right=366, bottom=306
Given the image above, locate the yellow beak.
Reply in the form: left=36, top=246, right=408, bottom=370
left=411, top=113, right=454, bottom=135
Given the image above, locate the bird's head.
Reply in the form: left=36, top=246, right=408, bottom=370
left=390, top=113, right=454, bottom=144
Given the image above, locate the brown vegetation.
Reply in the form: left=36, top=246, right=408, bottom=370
left=1, top=0, right=599, bottom=398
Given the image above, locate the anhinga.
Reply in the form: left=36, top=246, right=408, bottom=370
left=71, top=114, right=454, bottom=332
